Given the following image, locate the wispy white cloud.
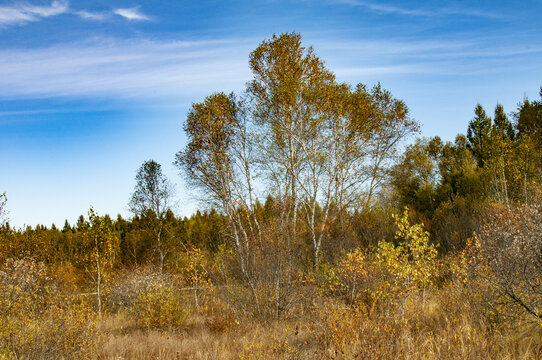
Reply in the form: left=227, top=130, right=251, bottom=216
left=23, top=0, right=68, bottom=17
left=0, top=34, right=539, bottom=101
left=332, top=0, right=501, bottom=18
left=0, top=7, right=34, bottom=24
left=75, top=10, right=108, bottom=21
left=316, top=37, right=542, bottom=62
left=0, top=38, right=252, bottom=100
left=439, top=7, right=502, bottom=19
left=113, top=7, right=150, bottom=21
left=0, top=0, right=69, bottom=26
left=334, top=64, right=424, bottom=77
left=335, top=0, right=431, bottom=16
left=0, top=2, right=151, bottom=26
left=305, top=34, right=542, bottom=82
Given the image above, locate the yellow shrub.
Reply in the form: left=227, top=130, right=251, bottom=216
left=336, top=248, right=369, bottom=303
left=374, top=207, right=439, bottom=319
left=0, top=258, right=100, bottom=359
left=130, top=283, right=190, bottom=331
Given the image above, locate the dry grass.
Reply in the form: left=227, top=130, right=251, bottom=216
left=95, top=287, right=542, bottom=360
left=98, top=312, right=292, bottom=360
left=2, top=283, right=539, bottom=359
left=3, top=251, right=542, bottom=359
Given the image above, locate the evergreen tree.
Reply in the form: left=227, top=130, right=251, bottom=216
left=493, top=103, right=514, bottom=141
left=466, top=104, right=492, bottom=167
left=62, top=219, right=72, bottom=233
left=516, top=88, right=542, bottom=141
left=515, top=88, right=542, bottom=196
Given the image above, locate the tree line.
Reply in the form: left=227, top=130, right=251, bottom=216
left=1, top=32, right=541, bottom=283
left=1, top=32, right=541, bottom=325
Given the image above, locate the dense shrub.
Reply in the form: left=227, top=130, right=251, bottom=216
left=0, top=258, right=100, bottom=359
left=130, top=282, right=190, bottom=331
left=106, top=267, right=171, bottom=312
left=478, top=203, right=542, bottom=323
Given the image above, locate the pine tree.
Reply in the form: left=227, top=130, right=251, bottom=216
left=466, top=104, right=492, bottom=168
left=493, top=103, right=514, bottom=141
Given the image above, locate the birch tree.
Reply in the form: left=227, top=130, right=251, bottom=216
left=0, top=192, right=7, bottom=226
left=175, top=92, right=264, bottom=314
left=247, top=32, right=336, bottom=264
left=178, top=33, right=417, bottom=273
left=129, top=160, right=174, bottom=272
left=80, top=208, right=119, bottom=316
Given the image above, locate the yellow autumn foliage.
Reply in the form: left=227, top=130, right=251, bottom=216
left=374, top=207, right=439, bottom=318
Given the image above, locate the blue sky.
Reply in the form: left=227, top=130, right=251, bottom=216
left=1, top=0, right=541, bottom=228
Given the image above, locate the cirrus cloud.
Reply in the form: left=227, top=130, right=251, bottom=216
left=75, top=10, right=108, bottom=21
left=113, top=7, right=150, bottom=21
left=0, top=1, right=151, bottom=26
left=0, top=0, right=69, bottom=26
